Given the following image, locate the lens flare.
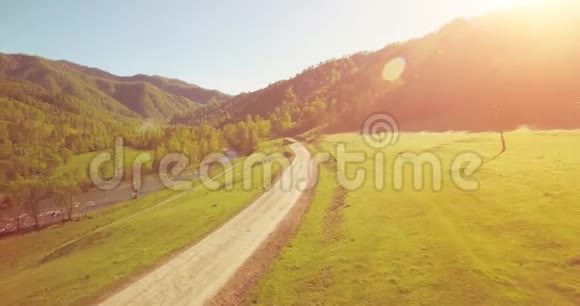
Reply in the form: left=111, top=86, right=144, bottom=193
left=382, top=57, right=406, bottom=82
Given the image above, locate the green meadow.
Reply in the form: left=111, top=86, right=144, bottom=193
left=250, top=130, right=580, bottom=305
left=0, top=140, right=289, bottom=305
left=51, top=147, right=153, bottom=183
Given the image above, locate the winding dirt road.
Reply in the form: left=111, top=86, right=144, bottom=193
left=100, top=141, right=313, bottom=306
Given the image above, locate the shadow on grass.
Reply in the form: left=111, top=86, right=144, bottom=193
left=38, top=231, right=113, bottom=265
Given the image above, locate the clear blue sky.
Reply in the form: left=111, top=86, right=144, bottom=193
left=0, top=0, right=529, bottom=94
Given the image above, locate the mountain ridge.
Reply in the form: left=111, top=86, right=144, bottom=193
left=57, top=60, right=231, bottom=104
left=0, top=53, right=230, bottom=122
left=185, top=2, right=580, bottom=132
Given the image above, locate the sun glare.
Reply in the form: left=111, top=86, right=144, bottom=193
left=487, top=0, right=569, bottom=11
left=456, top=0, right=553, bottom=17
left=485, top=0, right=548, bottom=10
left=382, top=57, right=406, bottom=82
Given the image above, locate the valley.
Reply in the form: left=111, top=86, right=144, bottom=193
left=1, top=1, right=579, bottom=305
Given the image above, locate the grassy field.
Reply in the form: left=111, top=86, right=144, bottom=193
left=249, top=130, right=580, bottom=305
left=0, top=140, right=290, bottom=305
left=52, top=147, right=153, bottom=182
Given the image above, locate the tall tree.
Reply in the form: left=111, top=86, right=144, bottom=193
left=52, top=177, right=81, bottom=221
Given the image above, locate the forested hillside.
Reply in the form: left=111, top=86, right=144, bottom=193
left=0, top=53, right=231, bottom=181
left=0, top=53, right=281, bottom=231
left=0, top=54, right=233, bottom=227
left=191, top=3, right=580, bottom=132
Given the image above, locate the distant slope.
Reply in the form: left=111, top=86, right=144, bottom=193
left=195, top=2, right=580, bottom=131
left=59, top=61, right=230, bottom=105
left=0, top=54, right=140, bottom=119
left=0, top=54, right=227, bottom=121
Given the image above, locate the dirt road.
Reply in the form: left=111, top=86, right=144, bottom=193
left=100, top=141, right=313, bottom=306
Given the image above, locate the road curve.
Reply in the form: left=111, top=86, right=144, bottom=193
left=100, top=141, right=313, bottom=306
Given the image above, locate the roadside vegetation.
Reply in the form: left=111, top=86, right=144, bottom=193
left=249, top=130, right=580, bottom=305
left=0, top=140, right=290, bottom=305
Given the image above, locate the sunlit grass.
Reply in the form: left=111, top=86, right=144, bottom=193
left=250, top=130, right=580, bottom=305
left=51, top=147, right=152, bottom=182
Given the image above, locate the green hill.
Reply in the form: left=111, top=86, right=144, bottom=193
left=0, top=53, right=229, bottom=188
left=0, top=54, right=230, bottom=122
